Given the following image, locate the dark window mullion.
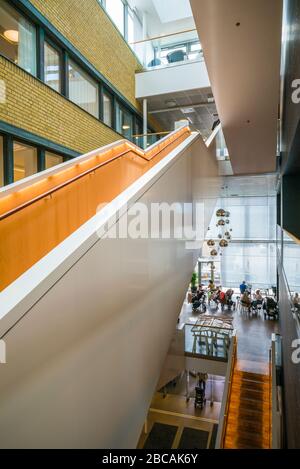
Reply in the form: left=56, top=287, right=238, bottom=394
left=37, top=148, right=46, bottom=172
left=3, top=135, right=14, bottom=185
left=99, top=84, right=104, bottom=122
left=61, top=51, right=69, bottom=98
left=36, top=25, right=45, bottom=81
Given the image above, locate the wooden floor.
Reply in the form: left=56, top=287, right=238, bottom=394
left=224, top=369, right=271, bottom=449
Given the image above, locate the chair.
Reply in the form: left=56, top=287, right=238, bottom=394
left=147, top=58, right=161, bottom=67
left=166, top=50, right=186, bottom=63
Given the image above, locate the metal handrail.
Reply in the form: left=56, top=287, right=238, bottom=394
left=0, top=127, right=190, bottom=221
left=130, top=28, right=198, bottom=45
left=215, top=332, right=237, bottom=448
left=221, top=336, right=237, bottom=448
left=132, top=131, right=171, bottom=137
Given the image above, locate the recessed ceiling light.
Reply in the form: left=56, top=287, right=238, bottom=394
left=122, top=125, right=130, bottom=130
left=165, top=100, right=177, bottom=107
left=236, top=22, right=241, bottom=27
left=181, top=107, right=195, bottom=114
left=4, top=29, right=19, bottom=43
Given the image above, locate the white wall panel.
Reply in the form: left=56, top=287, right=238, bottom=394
left=0, top=133, right=220, bottom=448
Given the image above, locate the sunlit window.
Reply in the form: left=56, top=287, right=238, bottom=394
left=0, top=0, right=36, bottom=76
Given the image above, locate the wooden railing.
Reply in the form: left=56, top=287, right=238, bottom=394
left=0, top=126, right=192, bottom=291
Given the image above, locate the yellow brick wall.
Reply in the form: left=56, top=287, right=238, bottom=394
left=0, top=56, right=120, bottom=154
left=30, top=0, right=142, bottom=109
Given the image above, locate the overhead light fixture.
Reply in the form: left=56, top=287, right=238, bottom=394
left=165, top=100, right=176, bottom=108
left=181, top=107, right=195, bottom=114
left=122, top=125, right=130, bottom=130
left=4, top=30, right=19, bottom=43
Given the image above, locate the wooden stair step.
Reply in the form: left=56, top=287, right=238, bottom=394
left=229, top=395, right=270, bottom=409
left=225, top=428, right=270, bottom=447
left=235, top=371, right=269, bottom=382
left=227, top=419, right=270, bottom=436
left=226, top=406, right=265, bottom=420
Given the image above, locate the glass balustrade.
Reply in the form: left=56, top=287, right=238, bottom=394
left=184, top=316, right=234, bottom=361
left=130, top=29, right=203, bottom=70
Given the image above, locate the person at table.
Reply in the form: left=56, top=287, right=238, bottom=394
left=208, top=279, right=215, bottom=291
left=240, top=280, right=247, bottom=294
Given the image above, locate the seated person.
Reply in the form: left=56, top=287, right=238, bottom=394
left=225, top=289, right=234, bottom=307
left=293, top=293, right=300, bottom=311
left=252, top=289, right=263, bottom=309
left=208, top=279, right=215, bottom=291
left=241, top=291, right=251, bottom=309
left=254, top=289, right=263, bottom=301
left=240, top=281, right=247, bottom=294
left=264, top=296, right=278, bottom=312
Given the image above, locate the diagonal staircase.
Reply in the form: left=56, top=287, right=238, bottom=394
left=224, top=369, right=271, bottom=449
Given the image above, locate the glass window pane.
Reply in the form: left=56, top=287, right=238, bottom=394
left=106, top=0, right=125, bottom=36
left=0, top=136, right=4, bottom=187
left=116, top=103, right=133, bottom=140
left=45, top=151, right=63, bottom=169
left=103, top=91, right=113, bottom=127
left=128, top=10, right=134, bottom=44
left=0, top=0, right=36, bottom=75
left=13, top=142, right=37, bottom=182
left=44, top=41, right=61, bottom=92
left=68, top=59, right=99, bottom=118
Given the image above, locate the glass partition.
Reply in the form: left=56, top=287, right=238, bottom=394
left=133, top=132, right=167, bottom=150
left=185, top=316, right=233, bottom=361
left=131, top=29, right=203, bottom=70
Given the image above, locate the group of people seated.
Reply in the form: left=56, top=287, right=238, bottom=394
left=189, top=279, right=279, bottom=318
left=239, top=281, right=278, bottom=318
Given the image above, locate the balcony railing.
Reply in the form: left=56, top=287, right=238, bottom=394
left=130, top=29, right=203, bottom=70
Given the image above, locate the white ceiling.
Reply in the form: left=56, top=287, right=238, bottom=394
left=152, top=0, right=192, bottom=23
left=129, top=0, right=195, bottom=37
left=190, top=0, right=283, bottom=175
left=147, top=88, right=217, bottom=139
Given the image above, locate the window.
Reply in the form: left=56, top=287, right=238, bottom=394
left=0, top=136, right=4, bottom=187
left=128, top=8, right=135, bottom=44
left=103, top=90, right=113, bottom=127
left=116, top=102, right=133, bottom=140
left=0, top=0, right=36, bottom=76
left=13, top=141, right=37, bottom=182
left=105, top=0, right=125, bottom=36
left=44, top=41, right=61, bottom=92
left=68, top=59, right=99, bottom=118
left=45, top=151, right=63, bottom=169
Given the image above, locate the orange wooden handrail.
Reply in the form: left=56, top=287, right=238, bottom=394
left=0, top=126, right=191, bottom=291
